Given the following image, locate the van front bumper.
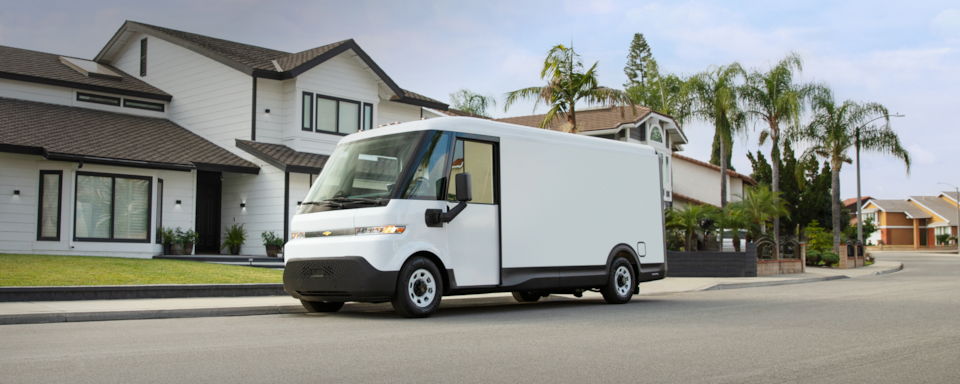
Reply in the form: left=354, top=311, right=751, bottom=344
left=283, top=257, right=398, bottom=303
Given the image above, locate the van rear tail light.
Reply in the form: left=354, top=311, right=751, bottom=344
left=355, top=226, right=406, bottom=235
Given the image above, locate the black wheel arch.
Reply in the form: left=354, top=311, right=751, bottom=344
left=405, top=251, right=451, bottom=295
left=606, top=243, right=641, bottom=282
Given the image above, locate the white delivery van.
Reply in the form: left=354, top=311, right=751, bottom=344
left=283, top=117, right=666, bottom=318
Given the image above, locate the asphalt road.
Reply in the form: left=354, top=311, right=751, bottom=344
left=2, top=252, right=958, bottom=384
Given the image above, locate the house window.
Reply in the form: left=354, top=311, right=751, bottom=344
left=363, top=103, right=373, bottom=131
left=77, top=92, right=121, bottom=106
left=37, top=170, right=63, bottom=241
left=155, top=179, right=163, bottom=244
left=650, top=126, right=663, bottom=143
left=140, top=38, right=147, bottom=77
left=74, top=172, right=152, bottom=242
left=301, top=92, right=313, bottom=131
left=123, top=99, right=164, bottom=112
left=314, top=94, right=362, bottom=134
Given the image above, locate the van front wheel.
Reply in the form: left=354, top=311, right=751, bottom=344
left=601, top=257, right=635, bottom=304
left=391, top=256, right=443, bottom=318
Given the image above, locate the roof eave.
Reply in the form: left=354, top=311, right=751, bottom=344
left=0, top=71, right=172, bottom=102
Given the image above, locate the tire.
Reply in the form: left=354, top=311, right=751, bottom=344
left=300, top=299, right=345, bottom=313
left=601, top=257, right=635, bottom=304
left=512, top=291, right=542, bottom=302
left=391, top=256, right=443, bottom=318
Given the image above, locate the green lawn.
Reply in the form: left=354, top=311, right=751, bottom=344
left=0, top=254, right=283, bottom=286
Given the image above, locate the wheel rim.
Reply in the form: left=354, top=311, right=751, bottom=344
left=614, top=265, right=632, bottom=297
left=407, top=268, right=437, bottom=308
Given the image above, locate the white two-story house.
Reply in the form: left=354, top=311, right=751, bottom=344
left=0, top=21, right=448, bottom=257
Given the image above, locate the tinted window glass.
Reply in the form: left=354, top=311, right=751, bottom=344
left=448, top=140, right=495, bottom=204
left=403, top=132, right=452, bottom=200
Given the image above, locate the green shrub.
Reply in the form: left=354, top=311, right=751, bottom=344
left=804, top=220, right=833, bottom=253
left=821, top=251, right=840, bottom=265
left=806, top=250, right=822, bottom=265
left=936, top=234, right=951, bottom=246
left=261, top=231, right=284, bottom=247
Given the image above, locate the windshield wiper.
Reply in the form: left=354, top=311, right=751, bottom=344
left=329, top=197, right=385, bottom=205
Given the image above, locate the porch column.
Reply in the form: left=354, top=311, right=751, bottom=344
left=913, top=219, right=919, bottom=250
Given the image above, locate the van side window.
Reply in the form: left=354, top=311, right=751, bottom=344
left=448, top=140, right=495, bottom=204
left=402, top=132, right=452, bottom=200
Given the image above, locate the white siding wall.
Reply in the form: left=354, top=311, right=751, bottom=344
left=286, top=53, right=382, bottom=154
left=221, top=164, right=286, bottom=256
left=377, top=101, right=421, bottom=127
left=0, top=153, right=195, bottom=258
left=110, top=32, right=252, bottom=152
left=0, top=79, right=167, bottom=118
left=254, top=78, right=287, bottom=144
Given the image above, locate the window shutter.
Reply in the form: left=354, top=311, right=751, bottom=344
left=140, top=38, right=147, bottom=77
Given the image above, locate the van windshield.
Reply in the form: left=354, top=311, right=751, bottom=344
left=298, top=131, right=424, bottom=214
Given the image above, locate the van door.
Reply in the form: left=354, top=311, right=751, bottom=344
left=445, top=137, right=500, bottom=287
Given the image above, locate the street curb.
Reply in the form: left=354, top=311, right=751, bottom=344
left=0, top=305, right=307, bottom=325
left=700, top=262, right=904, bottom=291
left=0, top=284, right=286, bottom=302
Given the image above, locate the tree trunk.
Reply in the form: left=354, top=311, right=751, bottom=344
left=567, top=105, right=577, bottom=134
left=832, top=165, right=843, bottom=257
left=732, top=231, right=741, bottom=252
left=770, top=128, right=781, bottom=260
left=719, top=133, right=728, bottom=208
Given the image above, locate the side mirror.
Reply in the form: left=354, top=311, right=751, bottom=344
left=455, top=173, right=472, bottom=202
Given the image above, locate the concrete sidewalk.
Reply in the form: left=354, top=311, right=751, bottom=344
left=0, top=261, right=902, bottom=325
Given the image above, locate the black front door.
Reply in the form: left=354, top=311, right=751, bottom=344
left=195, top=170, right=222, bottom=254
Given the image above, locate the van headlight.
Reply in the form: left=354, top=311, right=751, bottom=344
left=291, top=231, right=305, bottom=239
left=355, top=225, right=406, bottom=235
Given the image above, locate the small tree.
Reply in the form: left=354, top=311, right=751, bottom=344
left=804, top=220, right=833, bottom=253
left=672, top=204, right=718, bottom=251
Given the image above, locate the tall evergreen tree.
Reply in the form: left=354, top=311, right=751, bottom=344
left=624, top=33, right=652, bottom=87
left=710, top=130, right=735, bottom=171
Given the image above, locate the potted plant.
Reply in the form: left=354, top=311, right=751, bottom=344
left=261, top=231, right=284, bottom=257
left=161, top=227, right=177, bottom=255
left=181, top=228, right=198, bottom=255
left=221, top=223, right=246, bottom=255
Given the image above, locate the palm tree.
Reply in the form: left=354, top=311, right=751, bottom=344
left=688, top=63, right=747, bottom=207
left=503, top=44, right=635, bottom=132
left=716, top=205, right=749, bottom=252
left=449, top=88, right=497, bottom=117
left=730, top=185, right=790, bottom=241
left=790, top=89, right=910, bottom=254
left=672, top=204, right=718, bottom=251
left=740, top=52, right=818, bottom=258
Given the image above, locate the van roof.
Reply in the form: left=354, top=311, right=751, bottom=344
left=342, top=117, right=658, bottom=156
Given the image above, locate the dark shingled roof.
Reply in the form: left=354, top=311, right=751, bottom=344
left=0, top=45, right=171, bottom=100
left=105, top=22, right=447, bottom=109
left=236, top=140, right=329, bottom=174
left=0, top=97, right=258, bottom=173
left=129, top=22, right=288, bottom=72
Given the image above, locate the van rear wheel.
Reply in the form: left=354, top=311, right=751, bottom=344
left=601, top=257, right=635, bottom=304
left=391, top=256, right=443, bottom=318
left=512, top=291, right=542, bottom=302
left=300, top=299, right=345, bottom=313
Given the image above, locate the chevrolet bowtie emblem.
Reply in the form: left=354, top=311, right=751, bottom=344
left=322, top=231, right=332, bottom=236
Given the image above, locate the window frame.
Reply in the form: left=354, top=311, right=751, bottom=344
left=314, top=94, right=363, bottom=136
left=123, top=98, right=165, bottom=112
left=155, top=178, right=163, bottom=244
left=363, top=103, right=374, bottom=131
left=301, top=92, right=314, bottom=131
left=37, top=170, right=63, bottom=241
left=73, top=171, right=153, bottom=243
left=76, top=92, right=121, bottom=107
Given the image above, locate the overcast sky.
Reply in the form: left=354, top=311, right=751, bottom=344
left=2, top=1, right=958, bottom=200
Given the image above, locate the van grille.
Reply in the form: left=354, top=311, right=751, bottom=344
left=286, top=260, right=365, bottom=281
